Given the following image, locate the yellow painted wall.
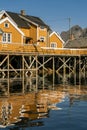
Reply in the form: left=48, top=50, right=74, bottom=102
left=0, top=17, right=64, bottom=50
left=0, top=35, right=1, bottom=42
left=20, top=24, right=37, bottom=44
left=50, top=33, right=63, bottom=48
left=0, top=20, right=23, bottom=44
left=21, top=28, right=30, bottom=37
left=20, top=25, right=48, bottom=47
left=29, top=24, right=37, bottom=42
left=39, top=27, right=47, bottom=36
left=38, top=27, right=49, bottom=47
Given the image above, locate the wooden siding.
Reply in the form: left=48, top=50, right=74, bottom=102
left=20, top=26, right=49, bottom=47
left=21, top=28, right=30, bottom=37
left=39, top=27, right=47, bottom=36
left=50, top=33, right=63, bottom=48
left=38, top=27, right=48, bottom=47
left=29, top=24, right=37, bottom=41
left=0, top=11, right=64, bottom=49
left=0, top=20, right=23, bottom=44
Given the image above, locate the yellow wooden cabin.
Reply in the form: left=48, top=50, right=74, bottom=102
left=49, top=31, right=64, bottom=48
left=0, top=10, right=87, bottom=97
left=0, top=10, right=64, bottom=52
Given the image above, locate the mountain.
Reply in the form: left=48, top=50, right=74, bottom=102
left=60, top=25, right=87, bottom=48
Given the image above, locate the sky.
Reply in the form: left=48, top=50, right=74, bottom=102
left=0, top=0, right=87, bottom=33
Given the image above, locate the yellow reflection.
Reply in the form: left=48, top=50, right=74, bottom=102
left=0, top=85, right=86, bottom=127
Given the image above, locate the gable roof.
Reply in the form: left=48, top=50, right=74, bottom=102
left=50, top=31, right=65, bottom=44
left=6, top=11, right=30, bottom=28
left=0, top=17, right=24, bottom=36
left=5, top=11, right=50, bottom=29
left=23, top=15, right=49, bottom=27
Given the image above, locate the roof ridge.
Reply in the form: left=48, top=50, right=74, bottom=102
left=5, top=10, right=50, bottom=30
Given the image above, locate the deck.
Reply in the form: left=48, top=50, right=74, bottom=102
left=0, top=43, right=87, bottom=56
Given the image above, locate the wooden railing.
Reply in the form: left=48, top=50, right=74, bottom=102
left=0, top=43, right=87, bottom=55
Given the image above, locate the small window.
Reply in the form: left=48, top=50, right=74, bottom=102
left=4, top=23, right=9, bottom=28
left=40, top=26, right=45, bottom=30
left=40, top=36, right=45, bottom=42
left=50, top=43, right=57, bottom=48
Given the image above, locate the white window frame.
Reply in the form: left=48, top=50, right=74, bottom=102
left=50, top=42, right=57, bottom=48
left=2, top=33, right=12, bottom=43
left=40, top=26, right=46, bottom=31
left=4, top=23, right=9, bottom=28
left=40, top=36, right=45, bottom=42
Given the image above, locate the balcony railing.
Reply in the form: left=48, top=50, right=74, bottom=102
left=0, top=43, right=87, bottom=55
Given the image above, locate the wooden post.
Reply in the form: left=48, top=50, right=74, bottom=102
left=63, top=57, right=66, bottom=84
left=79, top=56, right=81, bottom=85
left=85, top=56, right=87, bottom=84
left=29, top=56, right=32, bottom=91
left=83, top=57, right=86, bottom=80
left=43, top=55, right=45, bottom=89
left=53, top=56, right=55, bottom=89
left=74, top=57, right=76, bottom=85
left=22, top=55, right=25, bottom=93
left=36, top=55, right=38, bottom=92
left=7, top=54, right=10, bottom=95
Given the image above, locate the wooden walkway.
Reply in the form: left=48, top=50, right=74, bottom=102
left=1, top=43, right=87, bottom=55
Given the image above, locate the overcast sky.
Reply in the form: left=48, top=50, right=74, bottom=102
left=0, top=0, right=87, bottom=33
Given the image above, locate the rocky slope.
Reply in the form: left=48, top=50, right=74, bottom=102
left=60, top=25, right=87, bottom=48
left=60, top=25, right=87, bottom=42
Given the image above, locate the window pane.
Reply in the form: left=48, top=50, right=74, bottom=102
left=8, top=33, right=11, bottom=42
left=3, top=33, right=6, bottom=42
left=51, top=43, right=57, bottom=48
left=4, top=23, right=9, bottom=28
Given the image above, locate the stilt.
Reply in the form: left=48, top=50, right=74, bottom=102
left=36, top=55, right=38, bottom=92
left=74, top=57, right=76, bottom=85
left=53, top=56, right=55, bottom=88
left=22, top=55, right=25, bottom=93
left=7, top=54, right=10, bottom=95
left=42, top=55, right=45, bottom=89
left=63, top=57, right=66, bottom=84
left=79, top=56, right=81, bottom=85
left=0, top=52, right=87, bottom=95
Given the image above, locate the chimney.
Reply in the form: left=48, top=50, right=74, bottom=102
left=21, top=10, right=26, bottom=15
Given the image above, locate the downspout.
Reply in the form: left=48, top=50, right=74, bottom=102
left=21, top=35, right=24, bottom=45
left=47, top=28, right=50, bottom=47
left=37, top=26, right=39, bottom=44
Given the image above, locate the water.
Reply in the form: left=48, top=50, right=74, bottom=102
left=0, top=85, right=87, bottom=130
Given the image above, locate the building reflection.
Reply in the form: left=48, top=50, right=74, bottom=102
left=0, top=88, right=65, bottom=128
left=0, top=85, right=87, bottom=129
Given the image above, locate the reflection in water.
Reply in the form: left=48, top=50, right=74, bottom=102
left=1, top=103, right=12, bottom=126
left=0, top=87, right=65, bottom=128
left=0, top=70, right=87, bottom=129
left=0, top=69, right=87, bottom=95
left=0, top=85, right=87, bottom=129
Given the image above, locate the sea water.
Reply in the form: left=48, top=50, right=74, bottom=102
left=0, top=85, right=87, bottom=130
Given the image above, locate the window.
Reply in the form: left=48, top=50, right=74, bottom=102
left=2, top=33, right=12, bottom=43
left=4, top=23, right=9, bottom=28
left=8, top=33, right=11, bottom=42
left=40, top=26, right=45, bottom=30
left=50, top=42, right=57, bottom=48
left=40, top=36, right=45, bottom=42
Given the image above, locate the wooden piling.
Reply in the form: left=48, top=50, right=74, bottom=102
left=0, top=51, right=87, bottom=95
